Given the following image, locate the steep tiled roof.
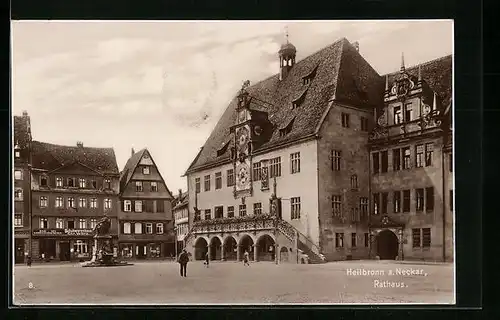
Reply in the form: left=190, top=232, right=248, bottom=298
left=185, top=39, right=452, bottom=175
left=31, top=141, right=119, bottom=174
left=384, top=55, right=453, bottom=108
left=119, top=148, right=174, bottom=199
left=13, top=116, right=30, bottom=149
left=186, top=38, right=383, bottom=174
left=119, top=148, right=147, bottom=188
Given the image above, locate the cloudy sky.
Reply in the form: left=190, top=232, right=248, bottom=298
left=11, top=20, right=453, bottom=193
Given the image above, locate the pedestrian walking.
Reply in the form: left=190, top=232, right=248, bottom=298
left=26, top=256, right=32, bottom=267
left=178, top=249, right=189, bottom=277
left=204, top=251, right=209, bottom=268
left=243, top=250, right=250, bottom=266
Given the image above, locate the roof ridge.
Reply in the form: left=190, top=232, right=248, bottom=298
left=33, top=140, right=115, bottom=151
left=383, top=54, right=452, bottom=76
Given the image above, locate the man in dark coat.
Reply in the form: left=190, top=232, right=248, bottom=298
left=178, top=249, right=189, bottom=277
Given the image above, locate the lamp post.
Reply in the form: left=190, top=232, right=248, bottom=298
left=174, top=226, right=178, bottom=260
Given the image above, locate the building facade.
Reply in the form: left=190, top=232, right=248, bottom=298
left=30, top=141, right=120, bottom=262
left=118, top=149, right=175, bottom=260
left=368, top=57, right=453, bottom=261
left=13, top=112, right=32, bottom=264
left=183, top=37, right=453, bottom=263
left=173, top=190, right=189, bottom=253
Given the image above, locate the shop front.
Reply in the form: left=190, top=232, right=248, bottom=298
left=119, top=241, right=168, bottom=260
left=33, top=228, right=118, bottom=262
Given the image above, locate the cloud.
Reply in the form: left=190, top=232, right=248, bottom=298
left=11, top=21, right=453, bottom=192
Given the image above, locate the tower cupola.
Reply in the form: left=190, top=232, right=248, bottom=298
left=279, top=27, right=296, bottom=81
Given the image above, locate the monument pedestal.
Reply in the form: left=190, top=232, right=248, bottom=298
left=81, top=216, right=132, bottom=267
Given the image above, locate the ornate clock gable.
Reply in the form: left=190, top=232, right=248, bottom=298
left=231, top=81, right=254, bottom=198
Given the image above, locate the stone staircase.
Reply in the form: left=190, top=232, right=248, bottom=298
left=276, top=219, right=326, bottom=264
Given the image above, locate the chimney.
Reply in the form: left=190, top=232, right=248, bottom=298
left=352, top=41, right=359, bottom=52
left=178, top=189, right=182, bottom=198
left=131, top=148, right=135, bottom=156
left=76, top=141, right=83, bottom=148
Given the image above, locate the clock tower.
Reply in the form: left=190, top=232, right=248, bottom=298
left=231, top=81, right=253, bottom=198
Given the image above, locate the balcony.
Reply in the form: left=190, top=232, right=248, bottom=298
left=370, top=112, right=442, bottom=142
left=191, top=214, right=277, bottom=235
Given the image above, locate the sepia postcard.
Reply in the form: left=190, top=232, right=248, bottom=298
left=11, top=20, right=455, bottom=305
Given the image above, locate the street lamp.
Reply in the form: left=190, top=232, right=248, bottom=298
left=174, top=226, right=178, bottom=260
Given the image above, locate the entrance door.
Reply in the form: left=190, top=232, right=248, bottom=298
left=136, top=244, right=146, bottom=259
left=15, top=239, right=25, bottom=264
left=59, top=242, right=70, bottom=261
left=376, top=230, right=399, bottom=260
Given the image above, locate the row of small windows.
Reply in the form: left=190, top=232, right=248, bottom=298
left=38, top=176, right=112, bottom=189
left=38, top=196, right=113, bottom=210
left=372, top=187, right=434, bottom=215
left=333, top=229, right=432, bottom=248
left=122, top=199, right=165, bottom=213
left=331, top=196, right=368, bottom=221
left=174, top=209, right=189, bottom=221
left=334, top=233, right=370, bottom=248
left=122, top=222, right=164, bottom=234
left=341, top=112, right=369, bottom=132
left=194, top=197, right=302, bottom=221
left=176, top=224, right=189, bottom=237
left=372, top=143, right=434, bottom=174
left=195, top=154, right=300, bottom=193
left=39, top=217, right=99, bottom=229
left=412, top=228, right=432, bottom=248
left=134, top=181, right=159, bottom=192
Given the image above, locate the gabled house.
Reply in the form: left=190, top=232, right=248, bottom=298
left=29, top=140, right=120, bottom=262
left=118, top=148, right=174, bottom=260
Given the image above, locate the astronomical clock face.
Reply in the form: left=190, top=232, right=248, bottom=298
left=236, top=162, right=250, bottom=190
left=236, top=126, right=250, bottom=154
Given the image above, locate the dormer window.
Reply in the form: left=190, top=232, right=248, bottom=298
left=104, top=179, right=111, bottom=189
left=217, top=140, right=230, bottom=157
left=302, top=65, right=318, bottom=86
left=15, top=150, right=20, bottom=158
left=291, top=89, right=307, bottom=109
left=40, top=175, right=48, bottom=187
left=279, top=117, right=296, bottom=137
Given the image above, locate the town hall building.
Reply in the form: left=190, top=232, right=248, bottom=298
left=182, top=36, right=453, bottom=263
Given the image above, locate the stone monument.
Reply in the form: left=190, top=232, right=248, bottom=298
left=81, top=215, right=132, bottom=267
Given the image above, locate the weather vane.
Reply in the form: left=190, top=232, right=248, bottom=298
left=285, top=25, right=289, bottom=43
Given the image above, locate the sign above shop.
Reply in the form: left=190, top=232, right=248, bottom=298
left=65, top=229, right=94, bottom=236
left=33, top=229, right=94, bottom=237
left=33, top=229, right=65, bottom=236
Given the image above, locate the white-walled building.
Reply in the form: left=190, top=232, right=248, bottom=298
left=183, top=37, right=452, bottom=263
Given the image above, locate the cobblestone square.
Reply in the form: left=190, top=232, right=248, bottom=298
left=13, top=260, right=454, bottom=305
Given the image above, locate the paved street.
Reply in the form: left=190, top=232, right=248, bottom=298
left=13, top=260, right=454, bottom=305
